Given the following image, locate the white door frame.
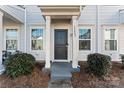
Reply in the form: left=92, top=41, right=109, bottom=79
left=51, top=23, right=71, bottom=62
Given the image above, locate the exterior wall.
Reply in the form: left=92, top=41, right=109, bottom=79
left=24, top=5, right=46, bottom=61
left=78, top=5, right=124, bottom=61
left=3, top=18, right=24, bottom=52
left=78, top=25, right=96, bottom=61
left=26, top=24, right=46, bottom=61
left=1, top=5, right=124, bottom=62
left=119, top=24, right=124, bottom=55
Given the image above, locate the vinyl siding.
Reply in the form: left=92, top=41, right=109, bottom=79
left=2, top=5, right=124, bottom=61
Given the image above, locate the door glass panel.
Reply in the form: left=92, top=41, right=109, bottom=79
left=54, top=29, right=68, bottom=59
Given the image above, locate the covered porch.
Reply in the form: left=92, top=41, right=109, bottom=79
left=0, top=6, right=25, bottom=74
left=39, top=6, right=82, bottom=69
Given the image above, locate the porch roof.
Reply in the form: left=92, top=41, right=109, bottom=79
left=0, top=5, right=25, bottom=23
left=38, top=5, right=83, bottom=19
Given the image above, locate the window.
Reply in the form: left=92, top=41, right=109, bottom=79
left=104, top=29, right=117, bottom=51
left=79, top=28, right=91, bottom=50
left=6, top=29, right=18, bottom=50
left=31, top=28, right=43, bottom=50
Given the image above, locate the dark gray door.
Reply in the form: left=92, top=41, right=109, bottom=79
left=54, top=29, right=68, bottom=59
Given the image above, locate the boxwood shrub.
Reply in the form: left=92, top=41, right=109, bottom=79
left=87, top=53, right=112, bottom=77
left=4, top=53, right=36, bottom=78
left=120, top=54, right=124, bottom=68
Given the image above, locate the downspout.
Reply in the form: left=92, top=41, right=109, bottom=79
left=24, top=7, right=27, bottom=52
left=96, top=5, right=99, bottom=53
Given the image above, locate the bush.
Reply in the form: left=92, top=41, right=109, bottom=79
left=120, top=54, right=124, bottom=68
left=5, top=53, right=36, bottom=78
left=87, top=53, right=112, bottom=77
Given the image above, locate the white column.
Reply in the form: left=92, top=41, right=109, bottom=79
left=72, top=16, right=78, bottom=68
left=0, top=11, right=3, bottom=65
left=45, top=16, right=51, bottom=68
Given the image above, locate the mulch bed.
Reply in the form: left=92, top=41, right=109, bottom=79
left=72, top=62, right=124, bottom=88
left=1, top=62, right=124, bottom=88
left=0, top=63, right=50, bottom=88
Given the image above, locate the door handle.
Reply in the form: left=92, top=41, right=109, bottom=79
left=66, top=43, right=68, bottom=47
left=66, top=43, right=68, bottom=46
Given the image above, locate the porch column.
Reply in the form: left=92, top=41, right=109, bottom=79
left=45, top=16, right=51, bottom=68
left=0, top=11, right=3, bottom=65
left=72, top=16, right=78, bottom=68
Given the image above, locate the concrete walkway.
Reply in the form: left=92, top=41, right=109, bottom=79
left=48, top=62, right=73, bottom=88
left=48, top=79, right=72, bottom=88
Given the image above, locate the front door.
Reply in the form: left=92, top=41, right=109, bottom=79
left=54, top=29, right=68, bottom=60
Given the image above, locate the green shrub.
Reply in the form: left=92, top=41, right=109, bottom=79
left=5, top=53, right=36, bottom=78
left=120, top=54, right=124, bottom=68
left=87, top=53, right=112, bottom=77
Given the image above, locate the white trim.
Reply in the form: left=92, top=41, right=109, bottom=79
left=29, top=26, right=45, bottom=52
left=102, top=26, right=119, bottom=53
left=4, top=26, right=20, bottom=52
left=78, top=26, right=93, bottom=52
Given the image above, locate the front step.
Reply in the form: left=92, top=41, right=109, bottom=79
left=51, top=71, right=72, bottom=80
left=51, top=62, right=72, bottom=80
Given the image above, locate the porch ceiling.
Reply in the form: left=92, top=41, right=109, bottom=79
left=3, top=12, right=22, bottom=24
left=38, top=5, right=83, bottom=19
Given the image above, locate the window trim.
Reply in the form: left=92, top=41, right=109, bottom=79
left=30, top=26, right=44, bottom=52
left=78, top=27, right=92, bottom=51
left=103, top=27, right=118, bottom=52
left=4, top=26, right=20, bottom=52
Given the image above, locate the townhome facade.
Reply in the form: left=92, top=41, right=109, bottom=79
left=0, top=5, right=124, bottom=71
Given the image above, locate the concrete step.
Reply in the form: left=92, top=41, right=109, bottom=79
left=51, top=72, right=72, bottom=80
left=51, top=62, right=72, bottom=80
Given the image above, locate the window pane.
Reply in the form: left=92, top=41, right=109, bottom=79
left=105, top=40, right=117, bottom=50
left=110, top=29, right=115, bottom=39
left=6, top=29, right=18, bottom=50
left=79, top=40, right=90, bottom=50
left=105, top=29, right=116, bottom=40
left=31, top=28, right=43, bottom=50
left=32, top=40, right=43, bottom=50
left=6, top=29, right=17, bottom=40
left=32, top=29, right=43, bottom=39
left=79, top=29, right=91, bottom=39
left=6, top=40, right=17, bottom=50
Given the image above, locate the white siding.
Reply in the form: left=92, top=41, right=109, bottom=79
left=25, top=5, right=45, bottom=24
left=79, top=5, right=96, bottom=24
left=78, top=25, right=96, bottom=61
left=26, top=24, right=45, bottom=61
left=2, top=5, right=124, bottom=61
left=98, top=6, right=124, bottom=24
left=119, top=25, right=124, bottom=55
